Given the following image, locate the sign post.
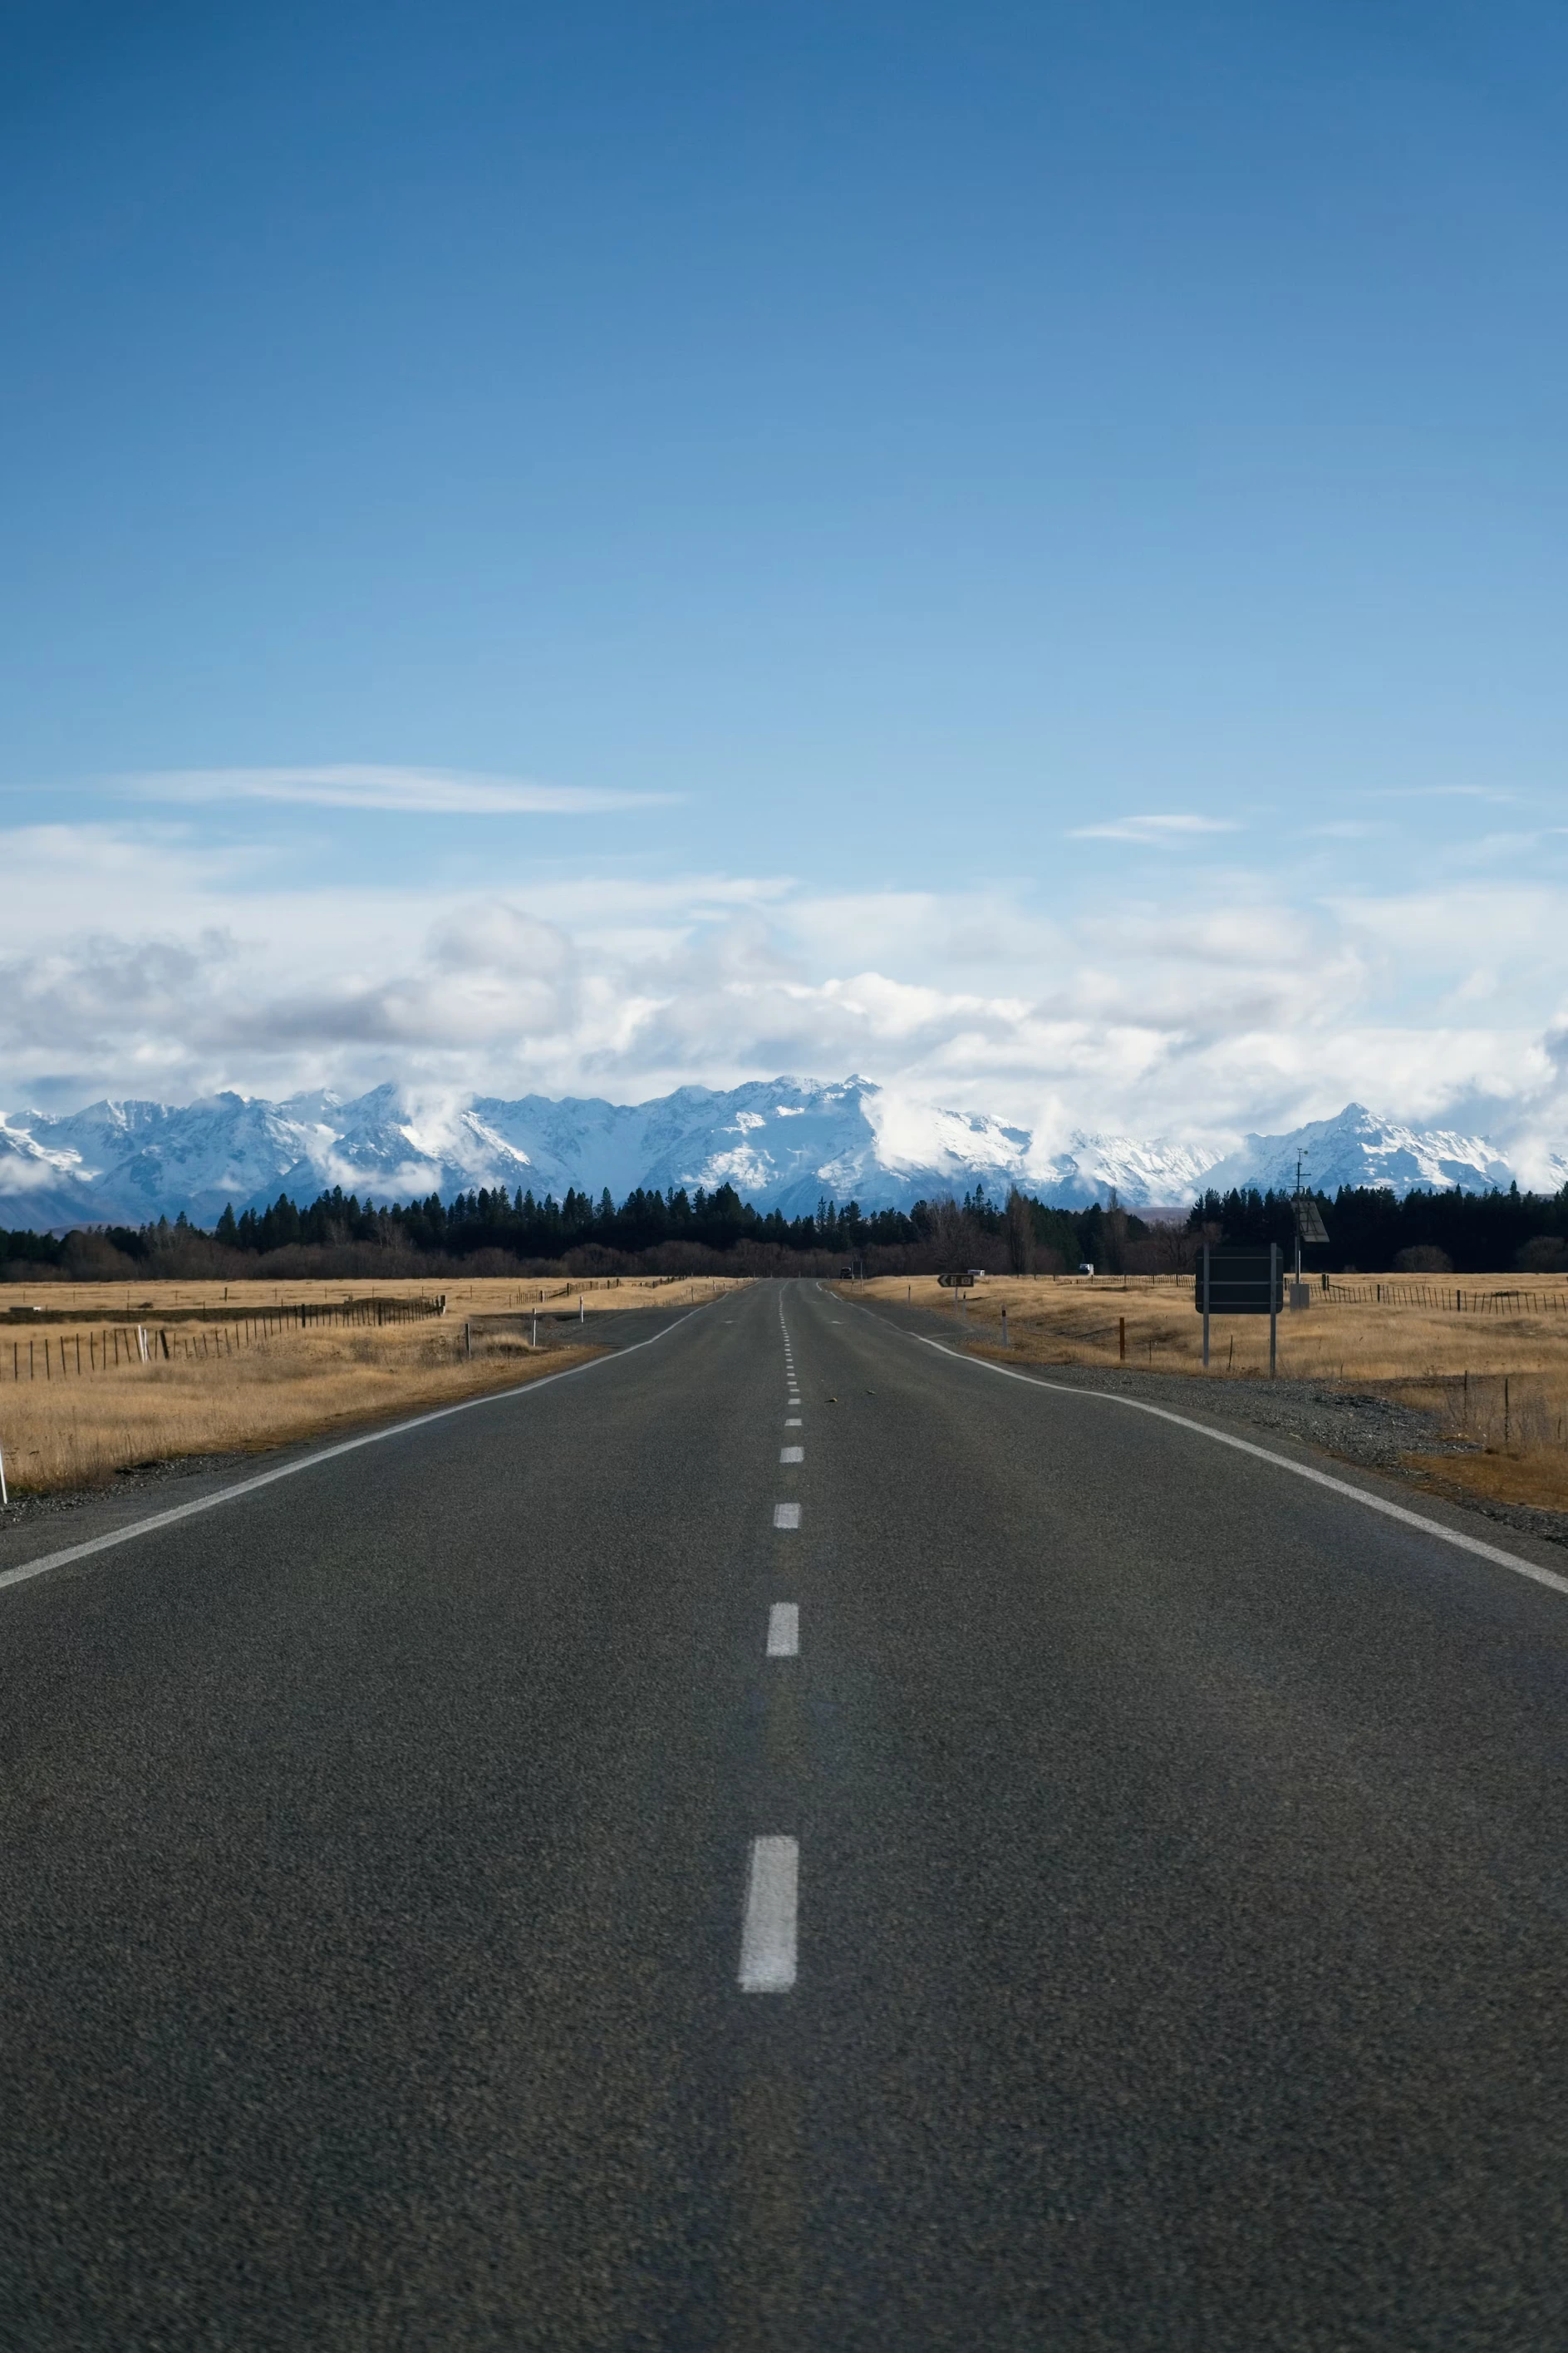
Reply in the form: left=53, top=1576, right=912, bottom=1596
left=1193, top=1246, right=1284, bottom=1377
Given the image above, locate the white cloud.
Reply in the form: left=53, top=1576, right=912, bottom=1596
left=125, top=765, right=676, bottom=815
left=5, top=817, right=1568, bottom=1164
left=1067, top=814, right=1241, bottom=844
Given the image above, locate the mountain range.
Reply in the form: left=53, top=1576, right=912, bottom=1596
left=0, top=1078, right=1556, bottom=1232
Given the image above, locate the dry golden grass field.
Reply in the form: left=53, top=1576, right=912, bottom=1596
left=0, top=1273, right=746, bottom=1494
left=848, top=1271, right=1568, bottom=1516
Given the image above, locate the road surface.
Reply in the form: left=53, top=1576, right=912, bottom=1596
left=2, top=1279, right=1566, bottom=2348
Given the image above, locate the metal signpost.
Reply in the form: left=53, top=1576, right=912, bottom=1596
left=1289, top=1152, right=1330, bottom=1307
left=1196, top=1243, right=1284, bottom=1376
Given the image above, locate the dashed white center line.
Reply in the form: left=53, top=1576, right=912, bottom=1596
left=739, top=1836, right=799, bottom=1992
left=766, top=1602, right=799, bottom=1656
left=784, top=1416, right=802, bottom=1427
left=779, top=1445, right=803, bottom=1464
left=773, top=1502, right=800, bottom=1529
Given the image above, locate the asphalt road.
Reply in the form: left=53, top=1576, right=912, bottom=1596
left=2, top=1279, right=1567, bottom=2350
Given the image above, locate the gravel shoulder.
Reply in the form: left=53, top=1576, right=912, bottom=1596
left=1012, top=1363, right=1568, bottom=1551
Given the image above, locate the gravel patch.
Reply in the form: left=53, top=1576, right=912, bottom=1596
left=0, top=1450, right=266, bottom=1540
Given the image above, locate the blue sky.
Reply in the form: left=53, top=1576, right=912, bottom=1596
left=4, top=2, right=1567, bottom=1158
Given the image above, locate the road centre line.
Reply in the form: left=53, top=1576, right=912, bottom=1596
left=780, top=1445, right=804, bottom=1464
left=767, top=1602, right=799, bottom=1656
left=774, top=1502, right=801, bottom=1529
left=785, top=1417, right=802, bottom=1427
left=739, top=1836, right=799, bottom=1991
left=907, top=1329, right=1568, bottom=1602
left=0, top=1306, right=705, bottom=1598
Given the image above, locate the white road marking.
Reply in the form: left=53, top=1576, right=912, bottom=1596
left=0, top=1307, right=705, bottom=1598
left=779, top=1445, right=804, bottom=1464
left=773, top=1502, right=801, bottom=1529
left=907, top=1331, right=1568, bottom=1602
left=739, top=1836, right=798, bottom=1991
left=784, top=1416, right=802, bottom=1427
left=767, top=1602, right=799, bottom=1656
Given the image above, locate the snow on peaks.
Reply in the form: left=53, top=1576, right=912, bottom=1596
left=0, top=1077, right=1553, bottom=1228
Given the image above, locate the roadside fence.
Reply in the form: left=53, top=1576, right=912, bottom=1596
left=1321, top=1281, right=1568, bottom=1313
left=2, top=1295, right=445, bottom=1382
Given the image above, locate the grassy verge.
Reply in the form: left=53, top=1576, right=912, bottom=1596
left=0, top=1322, right=604, bottom=1494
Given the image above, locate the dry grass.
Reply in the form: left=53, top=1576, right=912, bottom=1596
left=0, top=1273, right=746, bottom=1494
left=0, top=1320, right=606, bottom=1494
left=847, top=1272, right=1568, bottom=1517
left=0, top=1270, right=745, bottom=1320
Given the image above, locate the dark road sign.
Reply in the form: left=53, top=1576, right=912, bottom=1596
left=1193, top=1248, right=1285, bottom=1316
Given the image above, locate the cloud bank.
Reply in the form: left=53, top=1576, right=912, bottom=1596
left=5, top=813, right=1568, bottom=1169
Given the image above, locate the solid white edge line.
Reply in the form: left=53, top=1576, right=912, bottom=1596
left=0, top=1304, right=706, bottom=1598
left=907, top=1330, right=1568, bottom=1600
left=739, top=1834, right=799, bottom=1991
left=766, top=1601, right=799, bottom=1656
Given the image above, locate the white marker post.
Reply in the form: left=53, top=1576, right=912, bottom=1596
left=1202, top=1243, right=1211, bottom=1370
left=0, top=1441, right=7, bottom=1507
left=1270, top=1242, right=1280, bottom=1380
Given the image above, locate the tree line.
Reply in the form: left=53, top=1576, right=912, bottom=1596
left=0, top=1178, right=1148, bottom=1281
left=1188, top=1182, right=1568, bottom=1274
left=6, top=1172, right=1566, bottom=1282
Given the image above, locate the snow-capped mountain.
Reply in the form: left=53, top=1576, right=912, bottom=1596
left=0, top=1080, right=1551, bottom=1230
left=1198, top=1104, right=1516, bottom=1201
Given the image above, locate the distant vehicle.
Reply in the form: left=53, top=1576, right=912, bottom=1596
left=1077, top=1262, right=1094, bottom=1276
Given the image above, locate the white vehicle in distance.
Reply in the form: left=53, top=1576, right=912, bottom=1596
left=1077, top=1262, right=1094, bottom=1276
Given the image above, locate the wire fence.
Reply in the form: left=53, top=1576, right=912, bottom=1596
left=2, top=1295, right=445, bottom=1381
left=1320, top=1281, right=1568, bottom=1313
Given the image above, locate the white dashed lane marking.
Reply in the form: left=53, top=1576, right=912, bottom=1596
left=779, top=1445, right=803, bottom=1464
left=767, top=1602, right=799, bottom=1656
left=739, top=1837, right=799, bottom=1992
left=784, top=1416, right=802, bottom=1428
left=774, top=1502, right=801, bottom=1530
